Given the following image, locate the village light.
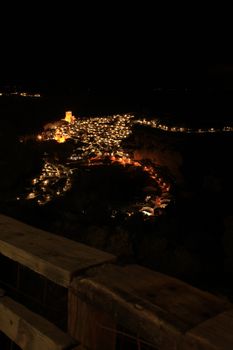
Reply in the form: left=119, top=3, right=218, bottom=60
left=24, top=111, right=178, bottom=215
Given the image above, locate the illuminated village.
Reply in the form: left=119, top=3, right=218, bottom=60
left=23, top=111, right=172, bottom=218
left=23, top=110, right=233, bottom=220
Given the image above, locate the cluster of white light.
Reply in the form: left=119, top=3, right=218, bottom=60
left=41, top=114, right=134, bottom=158
left=137, top=119, right=233, bottom=133
left=26, top=161, right=72, bottom=205
left=0, top=91, right=41, bottom=98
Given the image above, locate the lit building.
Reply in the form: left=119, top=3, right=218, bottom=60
left=64, top=111, right=76, bottom=123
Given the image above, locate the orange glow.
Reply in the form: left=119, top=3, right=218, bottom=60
left=64, top=111, right=75, bottom=123
left=155, top=197, right=162, bottom=206
left=133, top=161, right=141, bottom=167
left=54, top=135, right=66, bottom=143
left=54, top=129, right=70, bottom=143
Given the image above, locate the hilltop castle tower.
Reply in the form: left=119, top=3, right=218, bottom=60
left=64, top=111, right=76, bottom=123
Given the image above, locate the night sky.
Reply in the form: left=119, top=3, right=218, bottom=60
left=2, top=64, right=233, bottom=125
left=208, top=64, right=233, bottom=88
left=2, top=64, right=233, bottom=91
